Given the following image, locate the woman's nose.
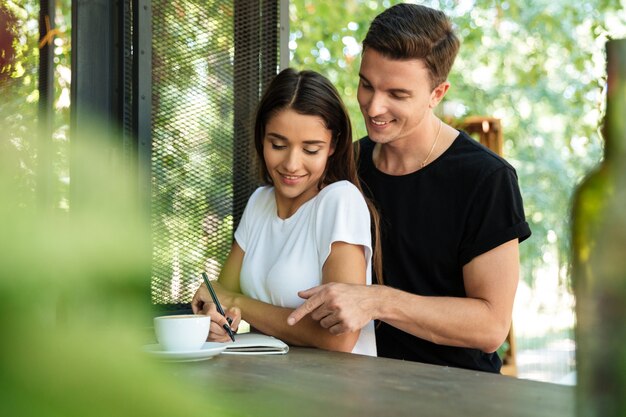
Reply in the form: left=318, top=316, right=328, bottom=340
left=282, top=149, right=300, bottom=172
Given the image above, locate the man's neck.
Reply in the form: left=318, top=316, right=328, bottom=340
left=373, top=139, right=424, bottom=175
left=373, top=121, right=456, bottom=176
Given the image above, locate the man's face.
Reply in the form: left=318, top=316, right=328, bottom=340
left=357, top=48, right=444, bottom=145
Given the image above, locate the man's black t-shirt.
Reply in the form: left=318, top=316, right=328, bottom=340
left=357, top=131, right=531, bottom=373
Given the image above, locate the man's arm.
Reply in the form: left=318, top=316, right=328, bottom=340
left=288, top=239, right=520, bottom=353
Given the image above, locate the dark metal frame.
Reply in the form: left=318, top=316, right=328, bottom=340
left=134, top=0, right=152, bottom=215
left=70, top=0, right=121, bottom=207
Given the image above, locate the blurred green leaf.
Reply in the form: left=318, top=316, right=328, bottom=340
left=0, top=117, right=248, bottom=416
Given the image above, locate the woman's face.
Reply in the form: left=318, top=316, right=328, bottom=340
left=263, top=108, right=334, bottom=218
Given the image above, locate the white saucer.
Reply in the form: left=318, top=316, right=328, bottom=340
left=143, top=342, right=227, bottom=362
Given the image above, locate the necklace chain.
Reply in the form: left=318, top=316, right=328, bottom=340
left=421, top=119, right=443, bottom=168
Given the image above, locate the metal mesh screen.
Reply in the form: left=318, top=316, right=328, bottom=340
left=150, top=1, right=279, bottom=304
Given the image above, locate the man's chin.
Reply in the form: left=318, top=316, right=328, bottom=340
left=367, top=134, right=392, bottom=144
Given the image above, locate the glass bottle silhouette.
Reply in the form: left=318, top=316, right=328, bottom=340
left=571, top=38, right=626, bottom=417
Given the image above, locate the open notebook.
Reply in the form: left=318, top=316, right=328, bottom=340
left=223, top=332, right=289, bottom=355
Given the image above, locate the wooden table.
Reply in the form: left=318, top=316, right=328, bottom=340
left=169, top=347, right=574, bottom=417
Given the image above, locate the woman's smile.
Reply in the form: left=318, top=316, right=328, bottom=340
left=263, top=108, right=334, bottom=219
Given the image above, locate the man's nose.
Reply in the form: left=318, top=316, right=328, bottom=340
left=365, top=92, right=386, bottom=117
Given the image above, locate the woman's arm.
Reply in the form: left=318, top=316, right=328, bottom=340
left=191, top=242, right=243, bottom=313
left=191, top=242, right=244, bottom=340
left=209, top=241, right=367, bottom=352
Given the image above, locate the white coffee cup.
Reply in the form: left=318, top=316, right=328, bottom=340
left=154, top=314, right=211, bottom=352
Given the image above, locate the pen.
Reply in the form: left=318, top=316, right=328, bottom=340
left=201, top=272, right=236, bottom=342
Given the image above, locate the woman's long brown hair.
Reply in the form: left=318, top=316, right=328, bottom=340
left=254, top=68, right=383, bottom=283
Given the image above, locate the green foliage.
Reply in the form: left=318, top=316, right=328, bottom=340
left=0, top=0, right=72, bottom=212
left=0, top=2, right=19, bottom=81
left=444, top=0, right=623, bottom=288
left=0, top=4, right=241, bottom=411
left=289, top=0, right=626, bottom=289
left=289, top=0, right=391, bottom=140
left=1, top=1, right=40, bottom=207
left=0, top=119, right=245, bottom=416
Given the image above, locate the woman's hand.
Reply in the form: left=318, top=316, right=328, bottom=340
left=204, top=302, right=242, bottom=343
left=191, top=282, right=242, bottom=342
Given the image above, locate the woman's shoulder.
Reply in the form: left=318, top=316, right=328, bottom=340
left=316, top=181, right=367, bottom=210
left=319, top=180, right=362, bottom=199
left=313, top=181, right=372, bottom=245
left=249, top=185, right=273, bottom=199
left=246, top=185, right=275, bottom=208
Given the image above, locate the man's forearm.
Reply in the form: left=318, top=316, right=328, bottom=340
left=373, top=285, right=510, bottom=353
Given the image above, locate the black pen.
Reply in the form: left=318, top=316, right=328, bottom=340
left=201, top=272, right=236, bottom=342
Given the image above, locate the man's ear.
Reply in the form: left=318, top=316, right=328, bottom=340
left=429, top=81, right=450, bottom=108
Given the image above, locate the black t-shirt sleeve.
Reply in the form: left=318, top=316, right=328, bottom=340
left=459, top=166, right=531, bottom=266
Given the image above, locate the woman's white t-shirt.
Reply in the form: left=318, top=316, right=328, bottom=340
left=234, top=180, right=377, bottom=356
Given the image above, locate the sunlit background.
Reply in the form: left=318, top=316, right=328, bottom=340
left=2, top=0, right=626, bottom=390
left=288, top=0, right=626, bottom=384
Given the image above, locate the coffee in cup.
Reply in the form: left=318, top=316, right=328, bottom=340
left=154, top=314, right=211, bottom=351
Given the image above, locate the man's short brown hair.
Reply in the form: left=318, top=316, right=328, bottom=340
left=362, top=4, right=460, bottom=89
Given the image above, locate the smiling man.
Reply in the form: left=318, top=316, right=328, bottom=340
left=288, top=3, right=531, bottom=373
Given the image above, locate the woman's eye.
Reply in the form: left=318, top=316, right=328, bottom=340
left=271, top=143, right=286, bottom=150
left=303, top=149, right=319, bottom=155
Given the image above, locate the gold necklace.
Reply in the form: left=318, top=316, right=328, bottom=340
left=421, top=119, right=443, bottom=168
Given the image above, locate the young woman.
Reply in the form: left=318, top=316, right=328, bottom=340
left=191, top=68, right=380, bottom=356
